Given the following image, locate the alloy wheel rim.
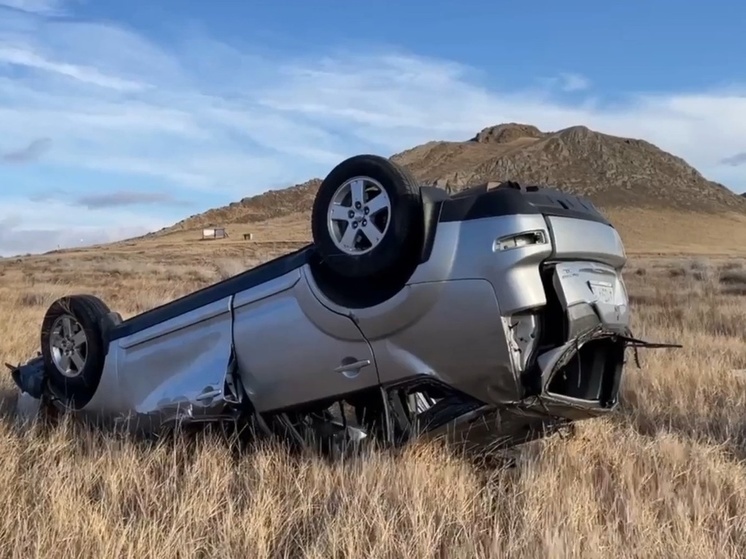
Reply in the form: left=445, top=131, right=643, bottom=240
left=49, top=314, right=88, bottom=378
left=326, top=176, right=392, bottom=255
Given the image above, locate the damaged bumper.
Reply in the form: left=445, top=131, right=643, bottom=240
left=522, top=259, right=633, bottom=415
left=419, top=326, right=680, bottom=451
left=6, top=355, right=45, bottom=399
left=495, top=258, right=680, bottom=434
left=6, top=356, right=50, bottom=422
left=500, top=260, right=653, bottom=422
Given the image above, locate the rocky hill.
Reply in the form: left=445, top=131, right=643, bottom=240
left=163, top=123, right=746, bottom=234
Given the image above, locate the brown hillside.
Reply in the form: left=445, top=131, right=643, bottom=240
left=161, top=123, right=746, bottom=235
left=393, top=123, right=744, bottom=212
left=164, top=179, right=322, bottom=234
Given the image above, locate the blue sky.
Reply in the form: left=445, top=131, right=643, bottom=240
left=0, top=0, right=744, bottom=256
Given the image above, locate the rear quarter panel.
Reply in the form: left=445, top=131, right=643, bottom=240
left=364, top=278, right=518, bottom=403
left=412, top=214, right=554, bottom=315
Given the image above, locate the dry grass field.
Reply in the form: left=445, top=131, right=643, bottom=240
left=109, top=207, right=746, bottom=260
left=1, top=236, right=746, bottom=558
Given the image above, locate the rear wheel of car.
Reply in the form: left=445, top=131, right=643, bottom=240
left=40, top=294, right=111, bottom=409
left=311, top=154, right=424, bottom=279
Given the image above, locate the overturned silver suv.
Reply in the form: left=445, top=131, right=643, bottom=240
left=9, top=154, right=661, bottom=454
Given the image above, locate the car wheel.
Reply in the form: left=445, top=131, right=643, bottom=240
left=40, top=294, right=111, bottom=408
left=311, top=154, right=423, bottom=279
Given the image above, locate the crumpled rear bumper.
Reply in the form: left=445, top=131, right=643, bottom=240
left=529, top=325, right=630, bottom=414
left=503, top=259, right=634, bottom=422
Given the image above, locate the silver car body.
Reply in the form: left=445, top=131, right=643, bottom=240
left=12, top=184, right=636, bottom=449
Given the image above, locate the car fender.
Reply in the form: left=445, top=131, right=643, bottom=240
left=293, top=269, right=380, bottom=342
left=300, top=264, right=446, bottom=340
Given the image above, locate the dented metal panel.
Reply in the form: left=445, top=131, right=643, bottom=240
left=552, top=261, right=630, bottom=333
left=94, top=296, right=235, bottom=430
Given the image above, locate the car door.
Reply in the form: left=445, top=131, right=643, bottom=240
left=111, top=295, right=235, bottom=422
left=231, top=268, right=378, bottom=413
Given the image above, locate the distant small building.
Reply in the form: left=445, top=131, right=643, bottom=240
left=202, top=227, right=228, bottom=240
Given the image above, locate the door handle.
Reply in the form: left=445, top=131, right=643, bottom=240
left=334, top=359, right=371, bottom=377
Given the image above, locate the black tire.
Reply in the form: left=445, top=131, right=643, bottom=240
left=311, top=154, right=424, bottom=279
left=40, top=294, right=111, bottom=409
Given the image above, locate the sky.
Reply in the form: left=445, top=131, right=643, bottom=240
left=0, top=0, right=744, bottom=257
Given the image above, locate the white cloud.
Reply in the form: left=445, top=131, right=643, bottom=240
left=0, top=0, right=66, bottom=16
left=0, top=45, right=148, bottom=91
left=0, top=5, right=744, bottom=257
left=0, top=198, right=168, bottom=257
left=537, top=72, right=592, bottom=93
left=558, top=72, right=591, bottom=92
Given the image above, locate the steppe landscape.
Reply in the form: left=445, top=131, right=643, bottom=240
left=1, top=124, right=746, bottom=558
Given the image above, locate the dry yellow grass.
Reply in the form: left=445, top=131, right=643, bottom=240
left=95, top=207, right=746, bottom=260
left=604, top=209, right=746, bottom=256
left=0, top=239, right=745, bottom=558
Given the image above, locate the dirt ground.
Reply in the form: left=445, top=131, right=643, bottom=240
left=0, top=225, right=745, bottom=558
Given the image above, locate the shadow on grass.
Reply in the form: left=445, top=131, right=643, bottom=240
left=0, top=385, right=235, bottom=461
left=0, top=385, right=379, bottom=469
left=0, top=385, right=554, bottom=474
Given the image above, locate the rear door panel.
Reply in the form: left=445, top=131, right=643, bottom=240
left=231, top=269, right=378, bottom=412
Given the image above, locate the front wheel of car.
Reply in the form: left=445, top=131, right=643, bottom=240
left=311, top=154, right=424, bottom=279
left=40, top=294, right=111, bottom=409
